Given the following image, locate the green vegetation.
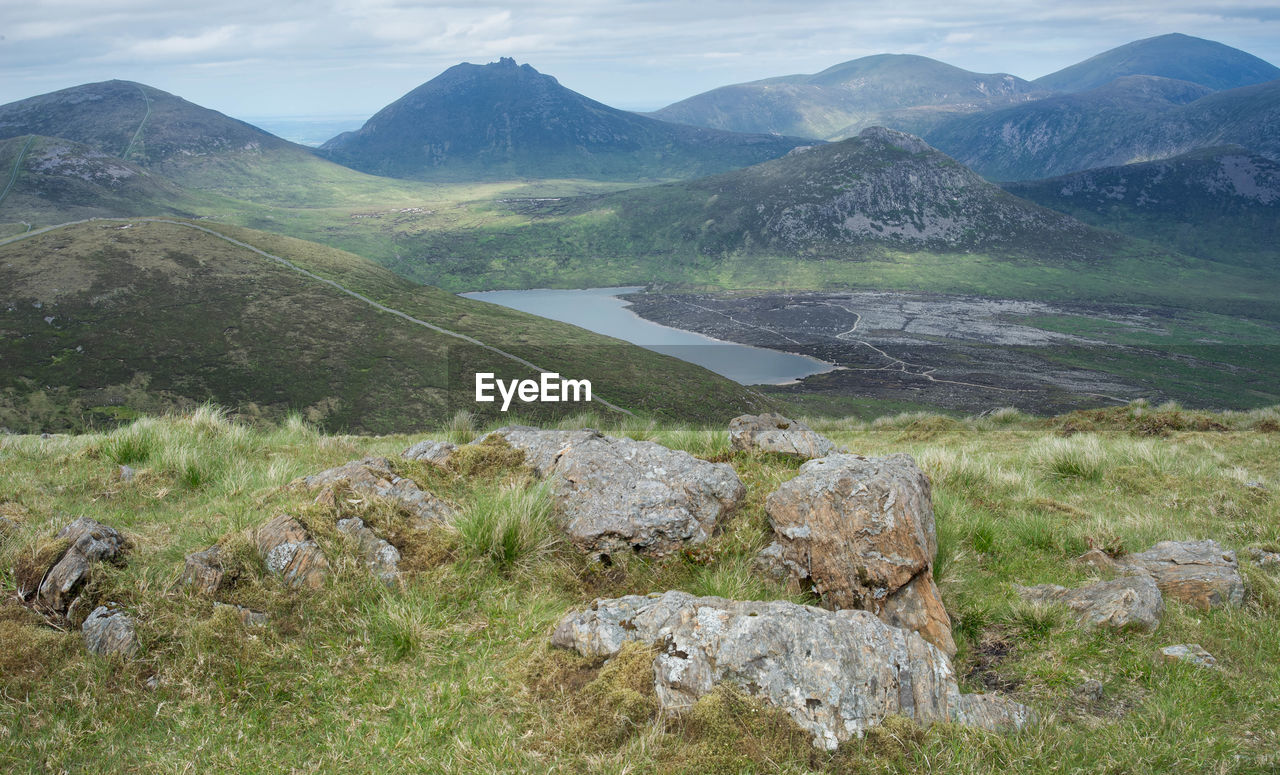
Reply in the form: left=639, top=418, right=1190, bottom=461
left=1, top=405, right=1278, bottom=772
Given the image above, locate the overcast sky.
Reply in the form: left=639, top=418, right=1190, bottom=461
left=4, top=0, right=1279, bottom=120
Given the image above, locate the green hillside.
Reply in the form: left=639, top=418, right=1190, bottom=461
left=0, top=220, right=772, bottom=433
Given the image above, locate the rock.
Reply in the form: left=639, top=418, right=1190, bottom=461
left=728, top=413, right=843, bottom=459
left=1245, top=546, right=1280, bottom=569
left=181, top=546, right=225, bottom=595
left=1076, top=678, right=1105, bottom=702
left=82, top=605, right=139, bottom=658
left=213, top=602, right=268, bottom=627
left=1120, top=540, right=1243, bottom=610
left=337, top=517, right=401, bottom=585
left=35, top=517, right=127, bottom=615
left=401, top=439, right=457, bottom=466
left=255, top=514, right=329, bottom=590
left=301, top=457, right=453, bottom=525
left=487, top=427, right=745, bottom=559
left=118, top=465, right=136, bottom=482
left=1158, top=644, right=1218, bottom=669
left=1018, top=576, right=1163, bottom=632
left=552, top=591, right=1033, bottom=750
left=761, top=453, right=954, bottom=655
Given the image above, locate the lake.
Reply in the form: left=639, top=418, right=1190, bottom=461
left=460, top=287, right=834, bottom=385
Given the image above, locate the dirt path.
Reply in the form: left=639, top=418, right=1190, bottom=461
left=0, top=135, right=35, bottom=209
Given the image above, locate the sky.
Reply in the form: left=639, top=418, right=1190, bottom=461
left=3, top=0, right=1279, bottom=120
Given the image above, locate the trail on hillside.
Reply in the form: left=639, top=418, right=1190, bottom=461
left=0, top=135, right=35, bottom=209
left=122, top=85, right=153, bottom=162
left=0, top=217, right=634, bottom=416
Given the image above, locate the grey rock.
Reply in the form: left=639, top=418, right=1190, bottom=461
left=256, top=514, right=329, bottom=590
left=181, top=545, right=225, bottom=595
left=35, top=517, right=126, bottom=615
left=401, top=439, right=457, bottom=466
left=1075, top=540, right=1245, bottom=610
left=1076, top=678, right=1105, bottom=702
left=1158, top=643, right=1218, bottom=669
left=118, top=465, right=136, bottom=482
left=1018, top=575, right=1164, bottom=632
left=762, top=453, right=955, bottom=655
left=213, top=602, right=268, bottom=627
left=487, top=427, right=745, bottom=559
left=82, top=605, right=139, bottom=658
left=1245, top=546, right=1280, bottom=569
left=552, top=591, right=1033, bottom=750
left=337, top=516, right=401, bottom=585
left=728, top=413, right=843, bottom=459
left=302, top=457, right=453, bottom=525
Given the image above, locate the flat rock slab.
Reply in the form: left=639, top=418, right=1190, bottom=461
left=762, top=453, right=954, bottom=655
left=1081, top=540, right=1244, bottom=610
left=35, top=517, right=127, bottom=615
left=256, top=514, right=329, bottom=590
left=337, top=516, right=401, bottom=585
left=1019, top=575, right=1163, bottom=632
left=401, top=440, right=457, bottom=466
left=552, top=591, right=1032, bottom=750
left=1158, top=643, right=1218, bottom=669
left=82, top=605, right=139, bottom=658
left=485, top=427, right=745, bottom=559
left=302, top=458, right=453, bottom=525
left=729, top=413, right=843, bottom=459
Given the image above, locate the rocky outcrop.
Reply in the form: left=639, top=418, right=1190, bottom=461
left=1018, top=576, right=1163, bottom=632
left=82, top=605, right=139, bottom=658
left=337, top=517, right=401, bottom=585
left=760, top=454, right=954, bottom=655
left=32, top=517, right=127, bottom=616
left=1079, top=540, right=1244, bottom=610
left=301, top=458, right=453, bottom=525
left=728, top=413, right=842, bottom=459
left=1245, top=546, right=1280, bottom=569
left=256, top=515, right=329, bottom=590
left=401, top=440, right=457, bottom=466
left=485, top=427, right=745, bottom=560
left=552, top=591, right=1032, bottom=750
left=1158, top=643, right=1217, bottom=669
left=181, top=545, right=225, bottom=595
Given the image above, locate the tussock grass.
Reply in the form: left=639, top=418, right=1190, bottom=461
left=1, top=406, right=1279, bottom=773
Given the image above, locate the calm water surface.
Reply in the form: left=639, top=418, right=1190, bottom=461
left=461, top=287, right=834, bottom=385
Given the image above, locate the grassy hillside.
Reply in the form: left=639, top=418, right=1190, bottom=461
left=0, top=220, right=772, bottom=433
left=1, top=405, right=1278, bottom=772
left=1032, top=33, right=1280, bottom=93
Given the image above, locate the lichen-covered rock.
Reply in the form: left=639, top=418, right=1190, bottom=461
left=762, top=453, right=954, bottom=655
left=82, top=605, right=139, bottom=658
left=551, top=591, right=1033, bottom=750
left=1158, top=643, right=1218, bottom=669
left=1245, top=546, right=1280, bottom=569
left=213, top=602, right=268, bottom=627
left=255, top=514, right=329, bottom=590
left=337, top=517, right=401, bottom=585
left=401, top=440, right=457, bottom=466
left=301, top=457, right=453, bottom=525
left=1018, top=576, right=1163, bottom=632
left=35, top=517, right=127, bottom=615
left=728, top=413, right=843, bottom=459
left=181, top=545, right=225, bottom=595
left=487, top=427, right=745, bottom=559
left=1078, top=540, right=1244, bottom=610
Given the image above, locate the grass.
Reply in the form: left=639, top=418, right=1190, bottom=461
left=1, top=406, right=1278, bottom=772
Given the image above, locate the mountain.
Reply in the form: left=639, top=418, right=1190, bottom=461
left=0, top=80, right=433, bottom=206
left=1033, top=33, right=1280, bottom=93
left=650, top=54, right=1042, bottom=140
left=1003, top=146, right=1280, bottom=268
left=0, top=219, right=771, bottom=433
left=924, top=76, right=1280, bottom=180
left=317, top=58, right=811, bottom=182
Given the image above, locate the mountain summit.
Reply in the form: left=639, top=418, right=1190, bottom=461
left=318, top=58, right=809, bottom=181
left=1033, top=33, right=1280, bottom=93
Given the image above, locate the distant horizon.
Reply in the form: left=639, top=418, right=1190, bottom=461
left=4, top=1, right=1279, bottom=121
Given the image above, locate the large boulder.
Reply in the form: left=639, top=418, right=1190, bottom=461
left=33, top=517, right=127, bottom=616
left=1018, top=576, right=1164, bottom=632
left=1079, top=540, right=1244, bottom=610
left=301, top=458, right=453, bottom=525
left=255, top=514, right=329, bottom=590
left=761, top=453, right=955, bottom=655
left=728, top=413, right=842, bottom=459
left=401, top=440, right=457, bottom=467
left=337, top=517, right=401, bottom=586
left=82, top=605, right=140, bottom=658
left=552, top=591, right=1032, bottom=750
left=485, top=427, right=745, bottom=560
